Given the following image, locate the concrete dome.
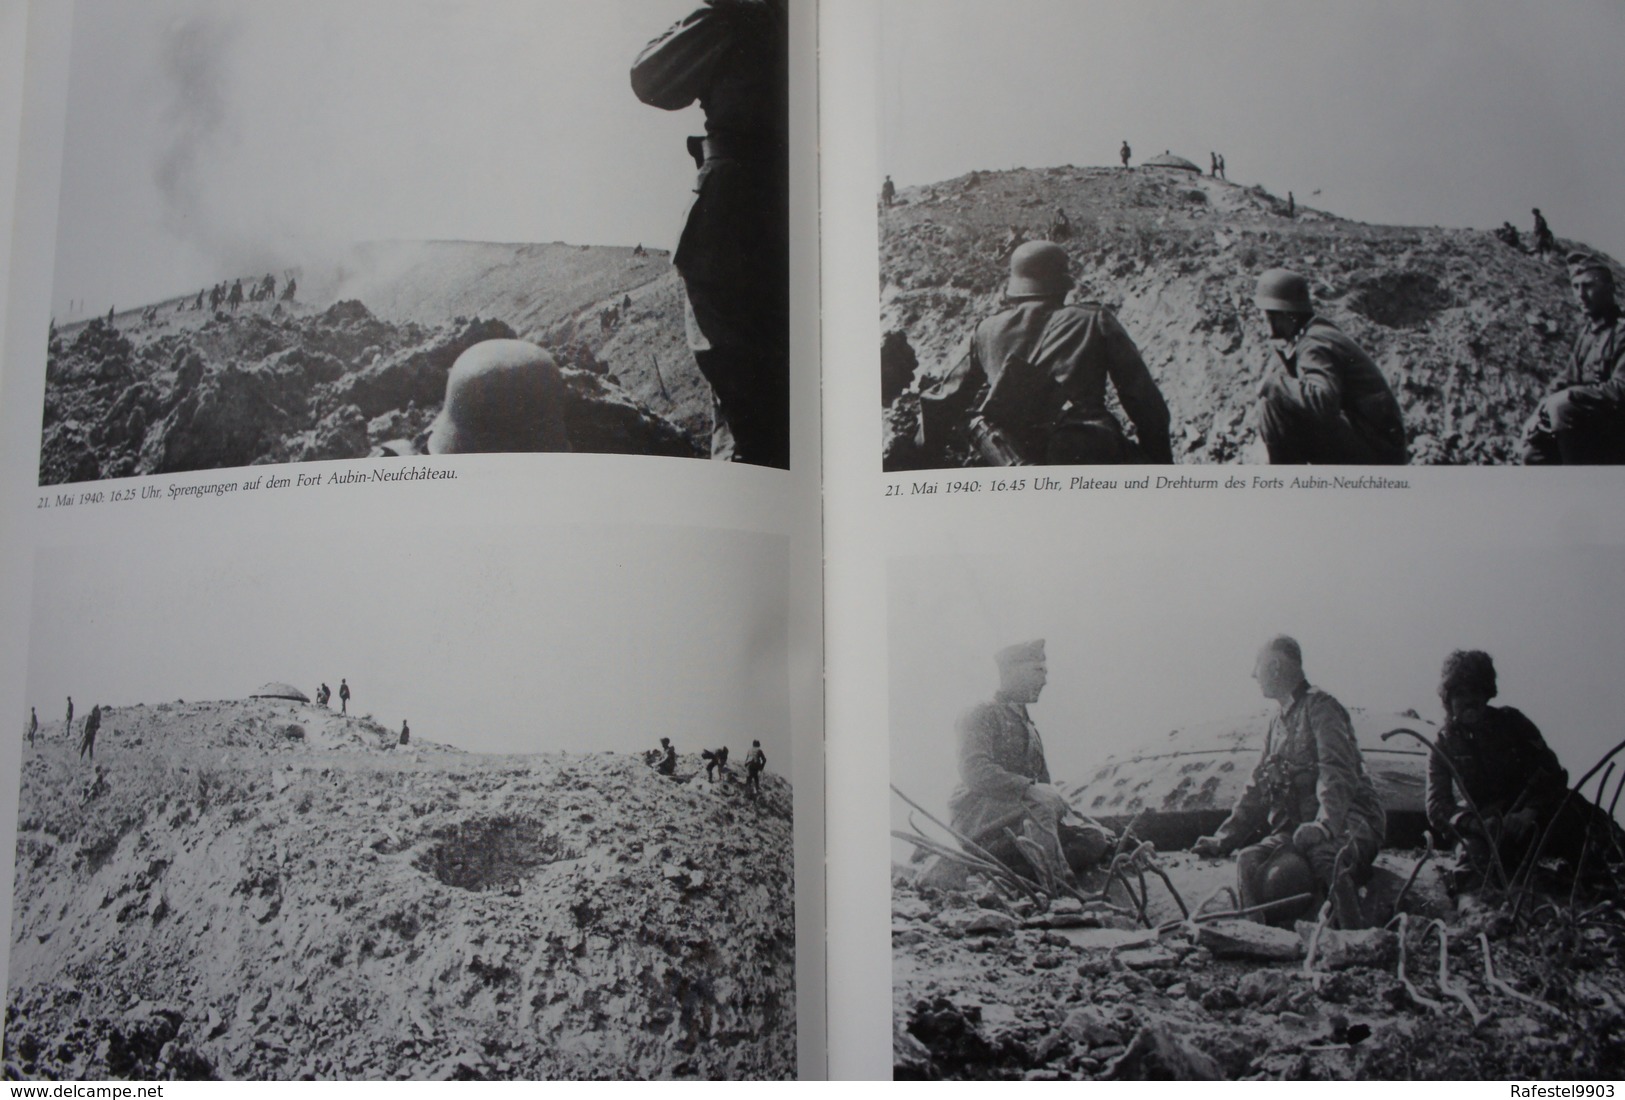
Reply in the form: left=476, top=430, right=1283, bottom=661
left=250, top=681, right=310, bottom=702
left=1143, top=150, right=1202, bottom=173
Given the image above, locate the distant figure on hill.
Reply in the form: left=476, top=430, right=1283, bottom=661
left=622, top=294, right=632, bottom=312
left=1494, top=222, right=1523, bottom=250
left=633, top=242, right=647, bottom=257
left=918, top=241, right=1173, bottom=466
left=260, top=273, right=276, bottom=301
left=1211, top=152, right=1219, bottom=177
left=1047, top=207, right=1072, bottom=241
left=227, top=280, right=243, bottom=311
left=1218, top=153, right=1226, bottom=180
left=316, top=682, right=331, bottom=707
left=657, top=736, right=678, bottom=776
left=107, top=306, right=115, bottom=323
left=1532, top=208, right=1555, bottom=258
left=339, top=679, right=351, bottom=714
left=27, top=707, right=37, bottom=747
left=703, top=745, right=731, bottom=782
left=209, top=284, right=223, bottom=310
left=1521, top=255, right=1625, bottom=464
left=881, top=175, right=896, bottom=207
left=78, top=704, right=101, bottom=761
left=1119, top=140, right=1131, bottom=168
left=998, top=224, right=1025, bottom=259
left=281, top=277, right=297, bottom=301
left=744, top=740, right=766, bottom=795
left=1287, top=191, right=1295, bottom=219
left=1251, top=268, right=1407, bottom=464
left=194, top=290, right=204, bottom=310
left=399, top=720, right=410, bottom=747
left=65, top=696, right=73, bottom=733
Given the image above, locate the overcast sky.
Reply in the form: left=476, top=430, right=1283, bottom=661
left=50, top=0, right=704, bottom=317
left=27, top=524, right=789, bottom=763
left=880, top=0, right=1625, bottom=260
left=890, top=539, right=1625, bottom=838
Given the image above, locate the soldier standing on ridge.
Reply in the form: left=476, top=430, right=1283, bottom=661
left=1120, top=140, right=1131, bottom=168
left=632, top=0, right=789, bottom=469
left=1533, top=208, right=1555, bottom=258
left=1211, top=152, right=1219, bottom=177
left=1287, top=192, right=1295, bottom=219
left=1521, top=255, right=1625, bottom=464
left=27, top=707, right=37, bottom=747
left=1250, top=268, right=1407, bottom=464
left=339, top=679, right=351, bottom=715
left=1218, top=153, right=1226, bottom=180
left=65, top=696, right=73, bottom=735
left=881, top=175, right=896, bottom=207
left=78, top=704, right=101, bottom=762
left=399, top=720, right=410, bottom=747
left=657, top=737, right=678, bottom=776
left=744, top=740, right=766, bottom=795
left=227, top=280, right=243, bottom=311
left=918, top=241, right=1172, bottom=465
left=1193, top=636, right=1386, bottom=930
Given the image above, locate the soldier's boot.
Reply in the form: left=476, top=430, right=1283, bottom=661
left=1328, top=872, right=1367, bottom=930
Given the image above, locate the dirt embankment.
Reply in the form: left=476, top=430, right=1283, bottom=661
left=881, top=167, right=1621, bottom=465
left=6, top=700, right=794, bottom=1080
left=42, top=242, right=711, bottom=483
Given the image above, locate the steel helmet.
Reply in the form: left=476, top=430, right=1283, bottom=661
left=427, top=339, right=572, bottom=454
left=1254, top=268, right=1313, bottom=314
left=1258, top=849, right=1317, bottom=922
left=1007, top=241, right=1073, bottom=299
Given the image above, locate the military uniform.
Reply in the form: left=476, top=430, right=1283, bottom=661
left=78, top=706, right=101, bottom=761
left=1426, top=705, right=1569, bottom=877
left=1212, top=685, right=1386, bottom=919
left=632, top=0, right=788, bottom=469
left=948, top=690, right=1109, bottom=877
left=920, top=299, right=1173, bottom=465
left=1521, top=306, right=1625, bottom=464
left=1256, top=317, right=1407, bottom=464
left=745, top=745, right=766, bottom=793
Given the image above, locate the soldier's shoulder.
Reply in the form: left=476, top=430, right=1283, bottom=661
left=1304, top=687, right=1352, bottom=724
left=957, top=699, right=1007, bottom=730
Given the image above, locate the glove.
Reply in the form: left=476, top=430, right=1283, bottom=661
left=1292, top=821, right=1330, bottom=851
left=1191, top=835, right=1224, bottom=859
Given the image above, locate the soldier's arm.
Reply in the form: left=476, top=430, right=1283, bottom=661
left=1503, top=709, right=1569, bottom=817
left=631, top=4, right=733, bottom=110
left=1292, top=344, right=1347, bottom=423
left=1308, top=695, right=1361, bottom=834
left=1211, top=751, right=1270, bottom=851
left=1588, top=331, right=1625, bottom=405
left=1101, top=313, right=1174, bottom=463
left=957, top=706, right=1033, bottom=800
left=1424, top=737, right=1461, bottom=841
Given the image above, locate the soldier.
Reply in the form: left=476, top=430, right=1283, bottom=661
left=1218, top=153, right=1226, bottom=180
left=338, top=678, right=350, bottom=715
left=1520, top=256, right=1625, bottom=464
left=947, top=639, right=1113, bottom=887
left=918, top=241, right=1172, bottom=465
left=1048, top=207, right=1072, bottom=242
left=1251, top=268, right=1407, bottom=464
left=1119, top=140, right=1131, bottom=168
left=27, top=707, right=37, bottom=747
left=1211, top=152, right=1219, bottom=178
left=881, top=175, right=896, bottom=207
left=317, top=682, right=330, bottom=707
left=1193, top=636, right=1386, bottom=929
left=399, top=720, right=410, bottom=747
left=1532, top=208, right=1554, bottom=258
left=425, top=340, right=572, bottom=454
left=65, top=696, right=73, bottom=734
left=227, top=280, right=243, bottom=311
left=632, top=0, right=789, bottom=469
left=704, top=745, right=731, bottom=782
left=1426, top=651, right=1570, bottom=893
left=209, top=283, right=223, bottom=311
left=1287, top=191, right=1295, bottom=219
left=282, top=277, right=297, bottom=301
left=79, top=704, right=101, bottom=761
left=657, top=736, right=678, bottom=776
left=744, top=739, right=766, bottom=795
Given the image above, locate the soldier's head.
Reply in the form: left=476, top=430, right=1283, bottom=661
left=1252, top=635, right=1305, bottom=703
left=996, top=639, right=1048, bottom=703
left=1439, top=649, right=1496, bottom=726
left=660, top=737, right=670, bottom=747
left=1254, top=268, right=1313, bottom=338
left=1006, top=241, right=1073, bottom=301
left=427, top=339, right=572, bottom=455
left=1568, top=255, right=1617, bottom=320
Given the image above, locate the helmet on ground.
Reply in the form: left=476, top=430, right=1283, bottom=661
left=1259, top=849, right=1317, bottom=922
left=1254, top=268, right=1312, bottom=314
left=427, top=339, right=572, bottom=454
left=1007, top=241, right=1073, bottom=299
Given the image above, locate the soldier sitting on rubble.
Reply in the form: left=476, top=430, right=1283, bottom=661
left=944, top=639, right=1113, bottom=888
left=1425, top=650, right=1571, bottom=894
left=1193, top=636, right=1386, bottom=929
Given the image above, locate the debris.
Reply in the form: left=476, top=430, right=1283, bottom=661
left=1196, top=919, right=1304, bottom=961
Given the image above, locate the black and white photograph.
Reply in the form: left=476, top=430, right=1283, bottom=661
left=6, top=525, right=796, bottom=1080
left=40, top=0, right=790, bottom=482
left=888, top=538, right=1625, bottom=1080
left=877, top=0, right=1625, bottom=471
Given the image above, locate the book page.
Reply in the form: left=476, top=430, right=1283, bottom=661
left=0, top=0, right=824, bottom=1081
left=822, top=0, right=1625, bottom=1081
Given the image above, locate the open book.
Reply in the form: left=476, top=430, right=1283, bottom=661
left=2, top=0, right=1624, bottom=1084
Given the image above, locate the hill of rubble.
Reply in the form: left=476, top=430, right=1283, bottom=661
left=4, top=699, right=795, bottom=1080
left=880, top=166, right=1624, bottom=466
left=41, top=241, right=713, bottom=484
